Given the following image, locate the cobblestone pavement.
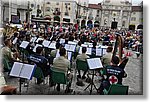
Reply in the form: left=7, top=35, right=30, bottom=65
left=5, top=50, right=143, bottom=95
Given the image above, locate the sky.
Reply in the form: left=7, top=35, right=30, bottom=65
left=89, top=0, right=143, bottom=5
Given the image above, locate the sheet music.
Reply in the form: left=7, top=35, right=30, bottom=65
left=19, top=64, right=35, bottom=80
left=67, top=52, right=72, bottom=61
left=79, top=47, right=82, bottom=54
left=102, top=49, right=107, bottom=55
left=65, top=44, right=76, bottom=52
left=79, top=47, right=91, bottom=55
left=86, top=48, right=92, bottom=55
left=68, top=41, right=77, bottom=45
left=56, top=50, right=60, bottom=58
left=60, top=39, right=65, bottom=44
left=9, top=62, right=23, bottom=77
left=42, top=40, right=51, bottom=47
left=64, top=44, right=69, bottom=50
left=96, top=48, right=102, bottom=56
left=19, top=41, right=29, bottom=49
left=88, top=44, right=93, bottom=48
left=49, top=35, right=53, bottom=41
left=30, top=37, right=37, bottom=43
left=33, top=44, right=43, bottom=52
left=101, top=46, right=108, bottom=49
left=70, top=45, right=76, bottom=52
left=87, top=58, right=103, bottom=70
left=12, top=38, right=18, bottom=44
left=81, top=44, right=88, bottom=47
left=48, top=42, right=56, bottom=49
left=84, top=42, right=88, bottom=44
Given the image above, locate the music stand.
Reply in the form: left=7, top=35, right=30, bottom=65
left=84, top=58, right=103, bottom=94
left=9, top=62, right=36, bottom=94
left=84, top=69, right=98, bottom=94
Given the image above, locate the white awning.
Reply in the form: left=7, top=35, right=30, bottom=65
left=63, top=16, right=71, bottom=19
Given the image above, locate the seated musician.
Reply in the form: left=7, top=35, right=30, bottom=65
left=76, top=47, right=90, bottom=79
left=101, top=46, right=113, bottom=67
left=50, top=42, right=61, bottom=58
left=74, top=41, right=82, bottom=59
left=28, top=46, right=50, bottom=84
left=91, top=41, right=97, bottom=56
left=98, top=56, right=127, bottom=94
left=1, top=38, right=20, bottom=66
left=52, top=47, right=73, bottom=93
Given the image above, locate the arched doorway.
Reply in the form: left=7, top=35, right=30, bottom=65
left=87, top=20, right=93, bottom=29
left=94, top=21, right=100, bottom=27
left=81, top=20, right=86, bottom=29
left=129, top=25, right=135, bottom=31
left=137, top=24, right=143, bottom=29
left=111, top=21, right=118, bottom=29
left=54, top=16, right=60, bottom=25
left=54, top=16, right=60, bottom=22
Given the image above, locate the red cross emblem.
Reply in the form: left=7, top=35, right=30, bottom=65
left=109, top=75, right=118, bottom=84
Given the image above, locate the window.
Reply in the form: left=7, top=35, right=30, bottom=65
left=105, top=0, right=110, bottom=3
left=65, top=12, right=69, bottom=16
left=97, top=10, right=99, bottom=14
left=122, top=21, right=125, bottom=27
left=46, top=2, right=50, bottom=4
left=115, top=6, right=118, bottom=10
left=46, top=7, right=50, bottom=12
left=133, top=12, right=136, bottom=15
left=131, top=17, right=136, bottom=21
left=117, top=12, right=120, bottom=16
left=105, top=11, right=109, bottom=14
left=54, top=8, right=61, bottom=15
left=56, top=2, right=59, bottom=5
left=31, top=4, right=34, bottom=8
left=125, top=7, right=128, bottom=10
left=123, top=12, right=128, bottom=16
left=106, top=6, right=109, bottom=9
left=37, top=5, right=40, bottom=9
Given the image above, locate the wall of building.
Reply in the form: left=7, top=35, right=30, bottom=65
left=0, top=0, right=2, bottom=27
left=44, top=0, right=77, bottom=23
left=130, top=11, right=143, bottom=29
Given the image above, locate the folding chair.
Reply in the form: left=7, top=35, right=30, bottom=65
left=51, top=68, right=71, bottom=92
left=2, top=57, right=12, bottom=72
left=33, top=67, right=45, bottom=84
left=76, top=59, right=89, bottom=72
left=103, top=84, right=129, bottom=95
